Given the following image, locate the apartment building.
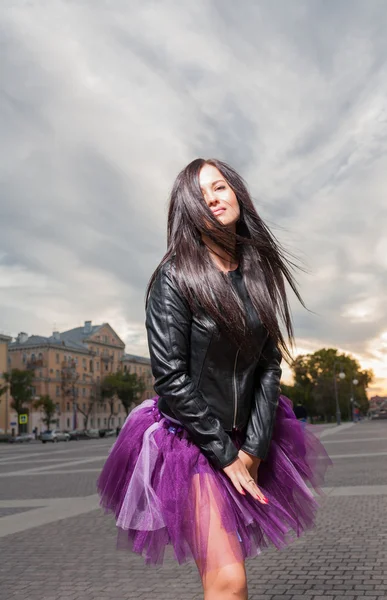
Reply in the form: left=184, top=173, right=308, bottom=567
left=8, top=321, right=154, bottom=432
left=0, top=334, right=12, bottom=434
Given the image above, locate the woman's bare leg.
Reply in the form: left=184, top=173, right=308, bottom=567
left=188, top=473, right=248, bottom=600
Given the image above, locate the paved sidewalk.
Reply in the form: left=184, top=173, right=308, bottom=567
left=0, top=420, right=386, bottom=599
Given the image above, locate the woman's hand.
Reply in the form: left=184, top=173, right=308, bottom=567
left=222, top=454, right=268, bottom=504
left=238, top=448, right=261, bottom=484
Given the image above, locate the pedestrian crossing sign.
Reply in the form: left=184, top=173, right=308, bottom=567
left=19, top=414, right=28, bottom=425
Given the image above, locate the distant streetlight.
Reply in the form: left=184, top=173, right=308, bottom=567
left=333, top=361, right=346, bottom=425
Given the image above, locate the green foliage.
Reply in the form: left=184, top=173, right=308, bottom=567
left=3, top=369, right=35, bottom=433
left=34, top=395, right=57, bottom=428
left=3, top=369, right=34, bottom=414
left=283, top=348, right=372, bottom=421
left=102, top=371, right=146, bottom=417
left=0, top=383, right=8, bottom=399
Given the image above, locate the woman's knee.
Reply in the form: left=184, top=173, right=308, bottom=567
left=204, top=561, right=248, bottom=598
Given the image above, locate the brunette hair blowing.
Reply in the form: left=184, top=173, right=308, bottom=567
left=146, top=158, right=305, bottom=362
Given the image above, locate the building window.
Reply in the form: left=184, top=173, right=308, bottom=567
left=96, top=348, right=100, bottom=356
left=56, top=370, right=60, bottom=379
left=105, top=364, right=108, bottom=372
left=63, top=355, right=67, bottom=363
left=89, top=360, right=93, bottom=372
left=31, top=353, right=36, bottom=362
left=67, top=418, right=70, bottom=428
left=103, top=335, right=107, bottom=343
left=38, top=352, right=43, bottom=361
left=111, top=418, right=115, bottom=426
left=82, top=358, right=86, bottom=368
left=56, top=353, right=60, bottom=364
left=96, top=361, right=100, bottom=371
left=82, top=402, right=86, bottom=410
left=82, top=388, right=86, bottom=397
left=56, top=386, right=60, bottom=397
left=97, top=376, right=100, bottom=383
left=90, top=418, right=94, bottom=427
left=118, top=417, right=121, bottom=426
left=22, top=353, right=27, bottom=364
left=66, top=402, right=70, bottom=411
left=82, top=374, right=86, bottom=382
left=104, top=418, right=107, bottom=425
left=97, top=418, right=101, bottom=427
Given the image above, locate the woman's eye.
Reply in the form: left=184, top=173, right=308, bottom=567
left=215, top=186, right=225, bottom=191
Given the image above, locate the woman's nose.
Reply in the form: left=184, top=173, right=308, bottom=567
left=207, top=194, right=218, bottom=207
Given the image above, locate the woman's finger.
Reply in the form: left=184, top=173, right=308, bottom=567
left=239, top=475, right=268, bottom=504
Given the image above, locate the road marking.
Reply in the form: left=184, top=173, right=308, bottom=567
left=0, top=456, right=107, bottom=477
left=0, top=443, right=111, bottom=464
left=323, top=437, right=387, bottom=444
left=316, top=422, right=355, bottom=438
left=329, top=451, right=387, bottom=459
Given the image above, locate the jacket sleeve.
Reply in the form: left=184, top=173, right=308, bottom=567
left=240, top=335, right=282, bottom=460
left=145, top=264, right=239, bottom=470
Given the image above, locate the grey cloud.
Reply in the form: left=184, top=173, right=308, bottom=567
left=1, top=0, right=387, bottom=392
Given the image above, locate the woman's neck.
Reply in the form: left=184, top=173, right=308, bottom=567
left=202, top=234, right=238, bottom=273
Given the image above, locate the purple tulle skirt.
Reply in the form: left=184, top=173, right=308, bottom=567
left=97, top=396, right=331, bottom=576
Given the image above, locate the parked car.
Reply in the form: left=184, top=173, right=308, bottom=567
left=67, top=429, right=91, bottom=441
left=8, top=433, right=34, bottom=443
left=98, top=428, right=115, bottom=438
left=41, top=430, right=70, bottom=443
left=86, top=429, right=100, bottom=439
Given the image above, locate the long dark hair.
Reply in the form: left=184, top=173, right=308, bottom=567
left=146, top=158, right=305, bottom=361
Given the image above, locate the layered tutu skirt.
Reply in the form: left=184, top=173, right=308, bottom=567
left=97, top=396, right=331, bottom=576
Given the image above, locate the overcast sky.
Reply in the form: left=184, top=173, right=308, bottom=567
left=1, top=1, right=387, bottom=395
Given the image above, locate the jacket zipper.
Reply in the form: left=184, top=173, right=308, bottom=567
left=232, top=349, right=240, bottom=429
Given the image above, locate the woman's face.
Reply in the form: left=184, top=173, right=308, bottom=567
left=199, top=164, right=240, bottom=229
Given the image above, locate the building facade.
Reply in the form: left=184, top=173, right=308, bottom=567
left=8, top=321, right=154, bottom=433
left=0, top=334, right=12, bottom=434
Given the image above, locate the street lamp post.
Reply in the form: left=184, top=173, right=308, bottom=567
left=349, top=378, right=359, bottom=422
left=333, top=361, right=346, bottom=425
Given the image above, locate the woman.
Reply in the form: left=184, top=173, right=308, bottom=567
left=97, top=158, right=331, bottom=600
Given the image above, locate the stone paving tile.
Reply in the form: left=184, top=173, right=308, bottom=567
left=0, top=494, right=386, bottom=599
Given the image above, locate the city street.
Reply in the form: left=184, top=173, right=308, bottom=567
left=0, top=420, right=386, bottom=600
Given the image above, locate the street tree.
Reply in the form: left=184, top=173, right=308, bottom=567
left=77, top=382, right=101, bottom=430
left=101, top=374, right=118, bottom=428
left=3, top=369, right=34, bottom=433
left=34, top=395, right=57, bottom=430
left=289, top=348, right=372, bottom=421
left=101, top=372, right=146, bottom=423
left=116, top=372, right=146, bottom=415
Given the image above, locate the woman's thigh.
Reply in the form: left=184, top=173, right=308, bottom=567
left=185, top=472, right=246, bottom=585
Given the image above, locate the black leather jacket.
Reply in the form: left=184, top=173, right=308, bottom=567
left=145, top=260, right=282, bottom=470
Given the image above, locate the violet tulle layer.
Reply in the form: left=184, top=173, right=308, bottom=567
left=97, top=396, right=332, bottom=574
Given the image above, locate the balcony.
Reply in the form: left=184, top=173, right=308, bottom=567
left=101, top=355, right=114, bottom=362
left=26, top=359, right=45, bottom=369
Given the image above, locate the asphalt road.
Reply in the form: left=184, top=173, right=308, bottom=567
left=0, top=419, right=386, bottom=600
